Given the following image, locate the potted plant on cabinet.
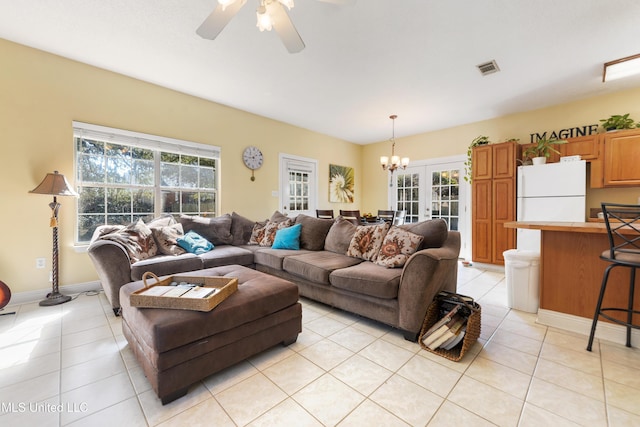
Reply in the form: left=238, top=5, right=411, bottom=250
left=599, top=113, right=639, bottom=131
left=522, top=137, right=566, bottom=165
left=464, top=135, right=490, bottom=182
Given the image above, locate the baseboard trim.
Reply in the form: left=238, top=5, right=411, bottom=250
left=537, top=308, right=640, bottom=348
left=7, top=281, right=102, bottom=307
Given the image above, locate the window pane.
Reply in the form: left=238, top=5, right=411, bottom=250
left=78, top=154, right=105, bottom=183
left=78, top=214, right=105, bottom=242
left=132, top=189, right=154, bottom=213
left=107, top=214, right=133, bottom=226
left=78, top=187, right=105, bottom=213
left=161, top=190, right=180, bottom=213
left=180, top=165, right=198, bottom=188
left=161, top=163, right=179, bottom=187
left=133, top=159, right=154, bottom=186
left=107, top=156, right=131, bottom=184
left=181, top=191, right=199, bottom=213
left=107, top=188, right=132, bottom=213
left=200, top=166, right=215, bottom=189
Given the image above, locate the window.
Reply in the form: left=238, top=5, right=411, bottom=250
left=279, top=154, right=317, bottom=217
left=74, top=122, right=220, bottom=243
left=396, top=172, right=421, bottom=223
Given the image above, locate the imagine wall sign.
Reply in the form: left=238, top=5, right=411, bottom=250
left=529, top=123, right=599, bottom=143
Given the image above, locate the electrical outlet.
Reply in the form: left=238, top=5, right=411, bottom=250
left=36, top=258, right=46, bottom=269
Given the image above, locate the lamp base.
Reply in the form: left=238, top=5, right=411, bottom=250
left=39, top=291, right=72, bottom=306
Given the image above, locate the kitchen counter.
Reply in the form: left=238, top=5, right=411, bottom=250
left=504, top=221, right=639, bottom=328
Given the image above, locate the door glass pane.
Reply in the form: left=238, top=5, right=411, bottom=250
left=430, top=168, right=461, bottom=231
left=396, top=172, right=420, bottom=223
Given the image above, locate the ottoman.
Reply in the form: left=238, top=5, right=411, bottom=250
left=120, top=264, right=302, bottom=404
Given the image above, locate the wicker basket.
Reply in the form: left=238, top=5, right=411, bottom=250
left=419, top=292, right=481, bottom=362
left=129, top=272, right=238, bottom=312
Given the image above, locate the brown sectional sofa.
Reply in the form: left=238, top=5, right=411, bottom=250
left=88, top=211, right=461, bottom=341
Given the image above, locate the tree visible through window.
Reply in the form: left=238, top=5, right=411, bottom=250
left=74, top=123, right=219, bottom=243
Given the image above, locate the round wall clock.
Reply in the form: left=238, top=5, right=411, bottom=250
left=242, top=146, right=263, bottom=181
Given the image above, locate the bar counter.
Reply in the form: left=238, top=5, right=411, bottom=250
left=504, top=221, right=639, bottom=323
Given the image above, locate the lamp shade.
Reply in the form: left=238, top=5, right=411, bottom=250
left=29, top=171, right=78, bottom=197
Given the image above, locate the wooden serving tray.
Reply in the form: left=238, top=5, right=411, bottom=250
left=130, top=272, right=238, bottom=312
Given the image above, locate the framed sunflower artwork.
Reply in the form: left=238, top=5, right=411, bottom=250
left=329, top=164, right=354, bottom=203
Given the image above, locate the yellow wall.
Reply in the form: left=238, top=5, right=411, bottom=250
left=2, top=36, right=640, bottom=296
left=0, top=39, right=361, bottom=293
left=361, top=88, right=640, bottom=214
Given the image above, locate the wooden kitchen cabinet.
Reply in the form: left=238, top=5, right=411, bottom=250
left=561, top=134, right=600, bottom=160
left=471, top=141, right=518, bottom=265
left=603, top=128, right=640, bottom=186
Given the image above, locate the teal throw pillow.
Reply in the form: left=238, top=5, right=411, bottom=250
left=176, top=230, right=214, bottom=254
left=272, top=223, right=302, bottom=250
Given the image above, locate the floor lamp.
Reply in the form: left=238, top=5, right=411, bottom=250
left=29, top=171, right=78, bottom=306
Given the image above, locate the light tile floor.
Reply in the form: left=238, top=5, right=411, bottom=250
left=1, top=264, right=639, bottom=426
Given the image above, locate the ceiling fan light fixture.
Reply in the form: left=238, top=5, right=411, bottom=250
left=217, top=0, right=238, bottom=11
left=256, top=4, right=273, bottom=31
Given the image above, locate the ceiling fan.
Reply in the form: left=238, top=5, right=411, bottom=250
left=196, top=0, right=350, bottom=53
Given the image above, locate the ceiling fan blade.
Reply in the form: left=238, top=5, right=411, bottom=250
left=196, top=0, right=247, bottom=40
left=267, top=2, right=305, bottom=53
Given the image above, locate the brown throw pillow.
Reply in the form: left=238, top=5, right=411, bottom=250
left=178, top=213, right=233, bottom=245
left=374, top=226, right=424, bottom=268
left=346, top=222, right=390, bottom=261
left=230, top=212, right=256, bottom=246
left=324, top=217, right=358, bottom=254
left=400, top=219, right=448, bottom=250
left=151, top=222, right=186, bottom=255
left=295, top=214, right=334, bottom=251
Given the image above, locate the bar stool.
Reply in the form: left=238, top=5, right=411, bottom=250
left=316, top=209, right=334, bottom=219
left=587, top=202, right=640, bottom=351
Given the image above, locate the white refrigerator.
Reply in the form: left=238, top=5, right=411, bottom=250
left=516, top=160, right=586, bottom=252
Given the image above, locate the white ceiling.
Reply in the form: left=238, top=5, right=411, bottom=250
left=1, top=0, right=640, bottom=144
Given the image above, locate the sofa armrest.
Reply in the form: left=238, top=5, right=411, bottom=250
left=87, top=239, right=133, bottom=313
left=397, top=231, right=461, bottom=337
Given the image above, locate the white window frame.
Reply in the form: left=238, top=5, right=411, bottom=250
left=73, top=121, right=220, bottom=244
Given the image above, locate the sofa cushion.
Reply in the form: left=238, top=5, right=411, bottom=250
left=400, top=219, right=448, bottom=250
left=346, top=222, right=390, bottom=261
left=283, top=251, right=362, bottom=285
left=100, top=219, right=158, bottom=263
left=294, top=214, right=334, bottom=251
left=151, top=223, right=187, bottom=255
left=330, top=261, right=402, bottom=299
left=179, top=213, right=233, bottom=245
left=272, top=223, right=302, bottom=250
left=374, top=226, right=424, bottom=268
left=254, top=248, right=314, bottom=270
left=130, top=253, right=202, bottom=281
left=324, top=217, right=357, bottom=254
left=230, top=212, right=256, bottom=246
left=198, top=245, right=255, bottom=269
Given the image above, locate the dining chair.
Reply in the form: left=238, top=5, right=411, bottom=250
left=394, top=210, right=406, bottom=225
left=586, top=202, right=640, bottom=351
left=316, top=209, right=334, bottom=219
left=377, top=210, right=396, bottom=224
left=339, top=210, right=361, bottom=225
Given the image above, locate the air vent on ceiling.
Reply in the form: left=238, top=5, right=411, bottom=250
left=477, top=60, right=500, bottom=76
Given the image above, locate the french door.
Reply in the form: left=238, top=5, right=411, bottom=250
left=279, top=154, right=317, bottom=217
left=391, top=156, right=470, bottom=259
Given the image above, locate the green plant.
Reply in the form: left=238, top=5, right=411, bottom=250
left=599, top=113, right=638, bottom=131
left=464, top=136, right=491, bottom=182
left=522, top=137, right=566, bottom=161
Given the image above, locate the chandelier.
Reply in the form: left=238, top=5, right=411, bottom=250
left=380, top=115, right=409, bottom=173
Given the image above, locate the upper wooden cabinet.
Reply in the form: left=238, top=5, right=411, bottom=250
left=560, top=134, right=600, bottom=160
left=472, top=145, right=492, bottom=180
left=603, top=129, right=640, bottom=187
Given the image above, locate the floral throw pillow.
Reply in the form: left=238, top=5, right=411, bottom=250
left=260, top=218, right=295, bottom=246
left=346, top=222, right=390, bottom=261
left=248, top=220, right=268, bottom=245
left=374, top=226, right=424, bottom=268
left=151, top=222, right=186, bottom=255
